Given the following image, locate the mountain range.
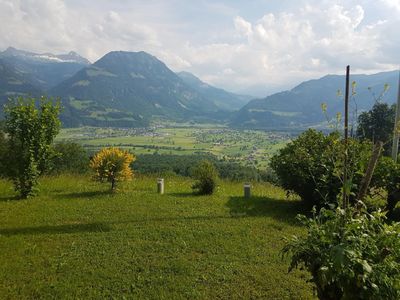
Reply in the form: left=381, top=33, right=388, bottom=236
left=0, top=47, right=90, bottom=90
left=0, top=46, right=397, bottom=129
left=0, top=47, right=250, bottom=127
left=232, top=70, right=398, bottom=129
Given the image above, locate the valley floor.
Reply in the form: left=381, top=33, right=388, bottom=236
left=0, top=175, right=313, bottom=299
left=57, top=125, right=291, bottom=169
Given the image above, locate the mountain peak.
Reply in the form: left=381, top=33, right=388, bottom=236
left=56, top=51, right=90, bottom=64
left=100, top=50, right=156, bottom=61
left=3, top=46, right=33, bottom=56
left=94, top=50, right=168, bottom=75
left=1, top=47, right=90, bottom=64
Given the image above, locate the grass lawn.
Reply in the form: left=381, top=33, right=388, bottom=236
left=0, top=175, right=314, bottom=299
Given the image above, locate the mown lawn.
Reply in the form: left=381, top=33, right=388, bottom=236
left=0, top=175, right=314, bottom=299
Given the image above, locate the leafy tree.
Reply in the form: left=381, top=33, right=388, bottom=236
left=282, top=207, right=400, bottom=300
left=0, top=127, right=6, bottom=177
left=48, top=142, right=90, bottom=174
left=356, top=103, right=396, bottom=155
left=191, top=160, right=218, bottom=195
left=90, top=147, right=135, bottom=190
left=4, top=96, right=61, bottom=198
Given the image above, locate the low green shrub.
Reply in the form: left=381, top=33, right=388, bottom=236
left=191, top=160, right=218, bottom=195
left=282, top=207, right=400, bottom=300
left=372, top=156, right=400, bottom=218
left=270, top=129, right=373, bottom=208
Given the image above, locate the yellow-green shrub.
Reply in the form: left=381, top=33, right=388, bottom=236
left=90, top=147, right=135, bottom=190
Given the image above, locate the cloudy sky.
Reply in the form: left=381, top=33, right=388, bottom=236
left=0, top=0, right=399, bottom=96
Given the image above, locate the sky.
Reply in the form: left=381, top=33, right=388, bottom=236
left=0, top=0, right=399, bottom=97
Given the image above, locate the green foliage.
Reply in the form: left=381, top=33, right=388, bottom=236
left=4, top=96, right=61, bottom=198
left=0, top=127, right=6, bottom=177
left=132, top=153, right=271, bottom=182
left=282, top=207, right=400, bottom=300
left=191, top=160, right=218, bottom=195
left=270, top=129, right=373, bottom=208
left=356, top=103, right=396, bottom=155
left=372, top=157, right=400, bottom=217
left=48, top=142, right=90, bottom=174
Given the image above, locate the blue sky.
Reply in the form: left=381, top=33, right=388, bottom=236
left=0, top=0, right=398, bottom=96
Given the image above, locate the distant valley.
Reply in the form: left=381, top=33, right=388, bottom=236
left=0, top=46, right=397, bottom=129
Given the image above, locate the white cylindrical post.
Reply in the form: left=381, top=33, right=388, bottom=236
left=244, top=183, right=251, bottom=199
left=157, top=178, right=164, bottom=194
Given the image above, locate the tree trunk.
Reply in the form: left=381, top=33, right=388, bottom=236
left=111, top=177, right=116, bottom=191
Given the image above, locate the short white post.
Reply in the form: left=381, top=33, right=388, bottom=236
left=244, top=183, right=251, bottom=198
left=157, top=178, right=164, bottom=195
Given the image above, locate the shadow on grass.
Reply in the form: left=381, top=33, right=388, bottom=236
left=55, top=190, right=113, bottom=200
left=0, top=222, right=111, bottom=236
left=168, top=192, right=196, bottom=198
left=0, top=195, right=21, bottom=202
left=226, top=196, right=308, bottom=225
left=113, top=215, right=237, bottom=226
left=0, top=190, right=113, bottom=202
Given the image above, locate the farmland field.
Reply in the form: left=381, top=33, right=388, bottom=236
left=57, top=124, right=292, bottom=169
left=0, top=174, right=314, bottom=299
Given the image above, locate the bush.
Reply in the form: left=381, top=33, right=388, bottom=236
left=372, top=156, right=400, bottom=218
left=90, top=147, right=135, bottom=190
left=270, top=129, right=373, bottom=208
left=48, top=142, right=90, bottom=174
left=191, top=160, right=218, bottom=195
left=4, top=96, right=61, bottom=198
left=282, top=207, right=400, bottom=300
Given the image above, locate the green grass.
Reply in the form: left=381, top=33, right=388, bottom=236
left=0, top=175, right=314, bottom=299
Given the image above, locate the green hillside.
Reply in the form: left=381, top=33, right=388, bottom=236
left=0, top=47, right=89, bottom=90
left=0, top=59, right=42, bottom=112
left=51, top=51, right=221, bottom=127
left=232, top=70, right=398, bottom=129
left=0, top=174, right=313, bottom=299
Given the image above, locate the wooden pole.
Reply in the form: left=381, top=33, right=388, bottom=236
left=343, top=65, right=350, bottom=209
left=356, top=142, right=383, bottom=203
left=391, top=70, right=400, bottom=162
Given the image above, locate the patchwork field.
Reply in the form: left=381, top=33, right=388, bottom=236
left=0, top=175, right=313, bottom=299
left=57, top=125, right=291, bottom=169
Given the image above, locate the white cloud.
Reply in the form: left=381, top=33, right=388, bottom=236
left=178, top=2, right=398, bottom=94
left=0, top=0, right=398, bottom=96
left=234, top=16, right=252, bottom=37
left=381, top=0, right=400, bottom=11
left=0, top=0, right=161, bottom=62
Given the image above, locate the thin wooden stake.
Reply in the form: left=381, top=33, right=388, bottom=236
left=356, top=141, right=383, bottom=203
left=343, top=65, right=350, bottom=209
